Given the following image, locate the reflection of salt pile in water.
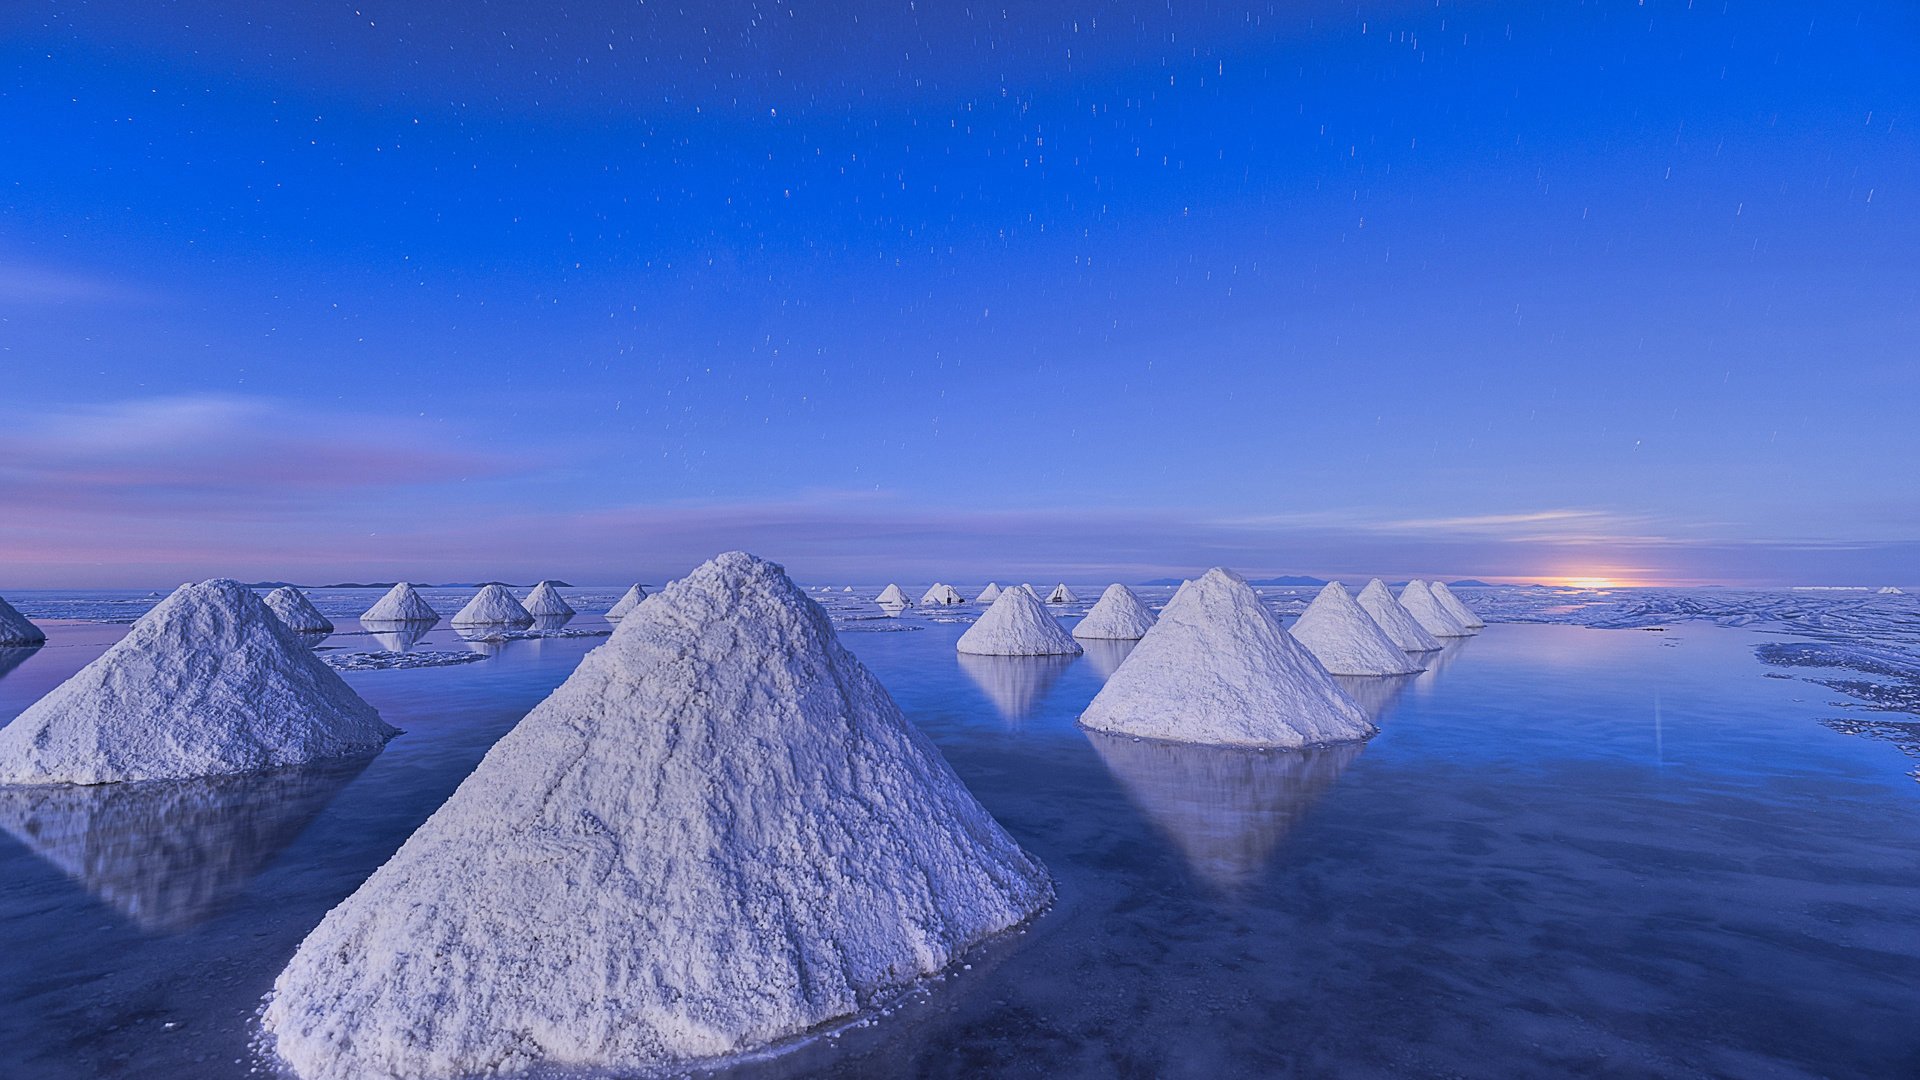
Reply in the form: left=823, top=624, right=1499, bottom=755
left=920, top=583, right=965, bottom=606
left=0, top=595, right=46, bottom=646
left=264, top=587, right=333, bottom=634
left=1073, top=584, right=1157, bottom=641
left=1331, top=673, right=1417, bottom=720
left=1413, top=637, right=1474, bottom=695
left=530, top=613, right=574, bottom=633
left=0, top=756, right=373, bottom=932
left=1046, top=583, right=1080, bottom=604
left=957, top=584, right=1082, bottom=656
left=875, top=583, right=911, bottom=606
left=264, top=552, right=1051, bottom=1080
left=0, top=646, right=40, bottom=682
left=523, top=581, right=576, bottom=618
left=1287, top=582, right=1422, bottom=676
left=606, top=585, right=647, bottom=620
left=957, top=652, right=1075, bottom=724
left=1085, top=731, right=1361, bottom=891
left=975, top=582, right=1003, bottom=603
left=452, top=585, right=534, bottom=627
left=0, top=580, right=396, bottom=785
left=365, top=623, right=431, bottom=652
left=1079, top=568, right=1372, bottom=748
left=1429, top=581, right=1486, bottom=630
left=361, top=583, right=439, bottom=623
left=1356, top=579, right=1443, bottom=652
left=1399, top=581, right=1473, bottom=637
left=1078, top=637, right=1137, bottom=680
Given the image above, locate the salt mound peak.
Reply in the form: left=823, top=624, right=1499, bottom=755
left=975, top=582, right=1002, bottom=603
left=263, top=551, right=1051, bottom=1080
left=1428, top=581, right=1486, bottom=629
left=452, top=584, right=535, bottom=627
left=0, top=580, right=396, bottom=785
left=1046, top=583, right=1079, bottom=604
left=920, top=583, right=964, bottom=606
left=606, top=584, right=648, bottom=619
left=957, top=583, right=1083, bottom=656
left=1880, top=586, right=1905, bottom=596
left=875, top=583, right=910, bottom=606
left=1287, top=582, right=1423, bottom=676
left=1078, top=568, right=1374, bottom=748
left=523, top=581, right=576, bottom=617
left=0, top=594, right=47, bottom=647
left=264, top=587, right=334, bottom=635
left=1399, top=581, right=1472, bottom=637
left=1356, top=579, right=1443, bottom=652
left=1072, top=584, right=1158, bottom=641
left=361, top=583, right=438, bottom=623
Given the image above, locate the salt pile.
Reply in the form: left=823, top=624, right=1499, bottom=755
left=263, top=552, right=1051, bottom=1080
left=361, top=583, right=439, bottom=623
left=1429, top=581, right=1486, bottom=629
left=1046, top=583, right=1080, bottom=604
left=1078, top=568, right=1373, bottom=748
left=920, top=583, right=965, bottom=606
left=957, top=584, right=1083, bottom=656
left=523, top=581, right=576, bottom=618
left=0, top=595, right=47, bottom=647
left=452, top=585, right=535, bottom=627
left=976, top=582, right=1003, bottom=603
left=875, top=583, right=911, bottom=606
left=1072, top=584, right=1157, bottom=641
left=1879, top=586, right=1905, bottom=595
left=1355, top=579, right=1443, bottom=652
left=0, top=579, right=397, bottom=785
left=1287, top=582, right=1423, bottom=676
left=1399, top=581, right=1473, bottom=637
left=264, top=587, right=333, bottom=634
left=605, top=584, right=647, bottom=619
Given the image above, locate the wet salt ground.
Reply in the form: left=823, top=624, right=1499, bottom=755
left=1, top=605, right=1919, bottom=1077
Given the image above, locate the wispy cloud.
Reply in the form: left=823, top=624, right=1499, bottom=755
left=0, top=394, right=521, bottom=516
left=0, top=260, right=148, bottom=305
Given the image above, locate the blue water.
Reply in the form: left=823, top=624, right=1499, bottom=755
left=1, top=606, right=1918, bottom=1078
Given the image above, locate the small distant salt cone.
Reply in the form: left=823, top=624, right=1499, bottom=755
left=1078, top=568, right=1373, bottom=749
left=919, top=583, right=964, bottom=606
left=263, top=552, right=1051, bottom=1080
left=606, top=585, right=647, bottom=620
left=0, top=595, right=47, bottom=646
left=1072, top=584, right=1157, bottom=641
left=975, top=582, right=1003, bottom=603
left=523, top=581, right=576, bottom=618
left=842, top=586, right=854, bottom=593
left=1399, top=581, right=1472, bottom=637
left=957, top=584, right=1083, bottom=656
left=1287, top=582, right=1423, bottom=676
left=875, top=583, right=910, bottom=606
left=452, top=585, right=535, bottom=627
left=1045, top=583, right=1080, bottom=604
left=264, top=587, right=334, bottom=634
left=1429, top=581, right=1486, bottom=629
left=361, top=583, right=439, bottom=623
left=1355, top=579, right=1443, bottom=652
left=0, top=580, right=395, bottom=785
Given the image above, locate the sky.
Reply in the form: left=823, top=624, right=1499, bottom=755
left=2, top=0, right=1915, bottom=588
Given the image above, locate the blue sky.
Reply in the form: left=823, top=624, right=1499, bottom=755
left=2, top=1, right=1915, bottom=587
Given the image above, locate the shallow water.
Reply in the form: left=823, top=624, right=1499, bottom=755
left=2, top=601, right=1919, bottom=1078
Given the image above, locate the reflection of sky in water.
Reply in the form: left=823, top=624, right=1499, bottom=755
left=2, top=615, right=1919, bottom=1077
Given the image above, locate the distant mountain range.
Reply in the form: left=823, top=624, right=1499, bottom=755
left=244, top=581, right=574, bottom=590
left=1138, top=576, right=1517, bottom=588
